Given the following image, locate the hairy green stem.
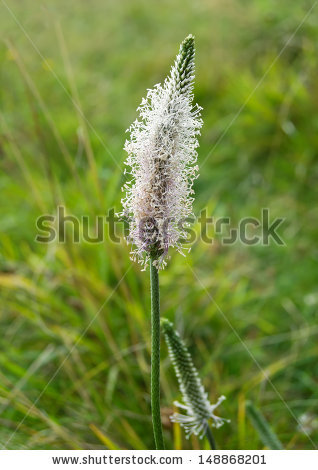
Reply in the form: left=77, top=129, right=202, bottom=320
left=205, top=423, right=217, bottom=450
left=150, top=256, right=164, bottom=449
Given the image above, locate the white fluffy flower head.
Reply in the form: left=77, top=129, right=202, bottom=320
left=121, top=35, right=202, bottom=269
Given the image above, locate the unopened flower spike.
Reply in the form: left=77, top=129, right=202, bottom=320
left=161, top=318, right=229, bottom=441
left=121, top=35, right=203, bottom=269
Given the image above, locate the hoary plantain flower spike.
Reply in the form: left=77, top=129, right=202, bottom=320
left=161, top=318, right=229, bottom=438
left=121, top=35, right=203, bottom=269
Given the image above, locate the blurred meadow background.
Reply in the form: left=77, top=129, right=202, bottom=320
left=1, top=0, right=318, bottom=450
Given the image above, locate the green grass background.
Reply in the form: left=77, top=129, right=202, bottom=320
left=0, top=0, right=318, bottom=450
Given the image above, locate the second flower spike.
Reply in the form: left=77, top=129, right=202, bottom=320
left=161, top=318, right=229, bottom=444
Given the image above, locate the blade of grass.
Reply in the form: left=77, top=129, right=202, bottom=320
left=246, top=401, right=283, bottom=450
